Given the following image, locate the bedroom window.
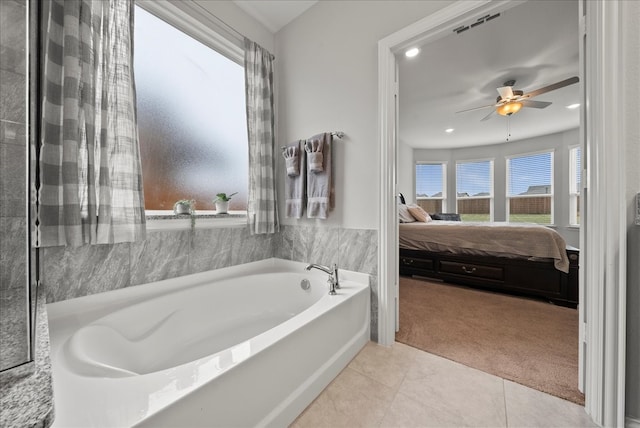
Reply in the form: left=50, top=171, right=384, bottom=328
left=134, top=5, right=248, bottom=213
left=416, top=163, right=446, bottom=213
left=506, top=151, right=553, bottom=224
left=569, top=146, right=581, bottom=226
left=456, top=160, right=493, bottom=222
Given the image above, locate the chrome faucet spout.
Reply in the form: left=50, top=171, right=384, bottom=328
left=305, top=263, right=340, bottom=294
left=305, top=263, right=332, bottom=274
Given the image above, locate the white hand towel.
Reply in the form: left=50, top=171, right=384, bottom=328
left=306, top=133, right=333, bottom=219
left=282, top=145, right=299, bottom=176
left=305, top=139, right=324, bottom=173
left=284, top=140, right=305, bottom=218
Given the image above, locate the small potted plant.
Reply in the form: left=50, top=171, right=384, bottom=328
left=173, top=199, right=196, bottom=228
left=213, top=192, right=237, bottom=214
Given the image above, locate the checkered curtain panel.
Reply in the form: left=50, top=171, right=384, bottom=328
left=244, top=38, right=279, bottom=234
left=37, top=0, right=146, bottom=247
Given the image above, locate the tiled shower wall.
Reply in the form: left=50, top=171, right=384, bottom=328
left=43, top=224, right=378, bottom=339
left=0, top=0, right=29, bottom=370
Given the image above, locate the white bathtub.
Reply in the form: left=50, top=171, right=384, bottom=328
left=47, top=258, right=370, bottom=427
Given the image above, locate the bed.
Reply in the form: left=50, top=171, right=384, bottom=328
left=398, top=220, right=579, bottom=307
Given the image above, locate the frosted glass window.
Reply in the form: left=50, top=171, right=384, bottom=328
left=134, top=6, right=248, bottom=211
left=415, top=163, right=446, bottom=213
left=456, top=160, right=493, bottom=221
left=506, top=151, right=553, bottom=224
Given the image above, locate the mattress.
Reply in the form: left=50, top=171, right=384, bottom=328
left=399, top=221, right=569, bottom=273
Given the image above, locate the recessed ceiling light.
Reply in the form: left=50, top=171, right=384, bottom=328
left=445, top=128, right=454, bottom=133
left=566, top=103, right=580, bottom=109
left=405, top=48, right=420, bottom=58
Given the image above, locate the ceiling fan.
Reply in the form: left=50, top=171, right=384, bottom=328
left=456, top=76, right=579, bottom=121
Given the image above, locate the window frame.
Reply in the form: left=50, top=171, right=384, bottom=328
left=415, top=161, right=447, bottom=213
left=134, top=1, right=248, bottom=228
left=455, top=158, right=494, bottom=222
left=505, top=149, right=555, bottom=225
left=569, top=145, right=581, bottom=227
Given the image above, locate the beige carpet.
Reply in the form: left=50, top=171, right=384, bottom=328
left=396, top=277, right=584, bottom=405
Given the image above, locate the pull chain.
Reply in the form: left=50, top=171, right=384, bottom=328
left=506, top=115, right=512, bottom=142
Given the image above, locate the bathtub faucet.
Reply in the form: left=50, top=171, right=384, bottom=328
left=305, top=263, right=340, bottom=295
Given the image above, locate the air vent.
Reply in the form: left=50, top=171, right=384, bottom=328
left=453, top=12, right=501, bottom=34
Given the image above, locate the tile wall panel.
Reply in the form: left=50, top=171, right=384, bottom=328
left=44, top=243, right=131, bottom=303
left=130, top=230, right=191, bottom=286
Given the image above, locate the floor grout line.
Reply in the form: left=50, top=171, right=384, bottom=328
left=502, top=379, right=510, bottom=428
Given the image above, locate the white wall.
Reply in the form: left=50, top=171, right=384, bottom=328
left=623, top=0, right=640, bottom=422
left=412, top=129, right=580, bottom=247
left=193, top=0, right=274, bottom=53
left=397, top=140, right=415, bottom=204
left=275, top=0, right=449, bottom=229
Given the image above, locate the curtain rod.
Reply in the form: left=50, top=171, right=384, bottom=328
left=281, top=132, right=345, bottom=151
left=190, top=1, right=246, bottom=44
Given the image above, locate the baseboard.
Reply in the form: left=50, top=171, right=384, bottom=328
left=627, top=416, right=640, bottom=428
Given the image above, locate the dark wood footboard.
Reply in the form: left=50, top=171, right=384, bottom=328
left=399, top=247, right=579, bottom=308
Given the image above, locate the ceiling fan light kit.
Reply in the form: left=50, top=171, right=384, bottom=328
left=456, top=76, right=579, bottom=121
left=496, top=101, right=523, bottom=116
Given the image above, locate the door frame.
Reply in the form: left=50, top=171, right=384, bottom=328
left=376, top=1, right=627, bottom=426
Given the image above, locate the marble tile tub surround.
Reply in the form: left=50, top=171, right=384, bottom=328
left=44, top=227, right=276, bottom=303
left=43, top=224, right=379, bottom=338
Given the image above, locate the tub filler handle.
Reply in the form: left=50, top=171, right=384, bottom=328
left=305, top=263, right=340, bottom=295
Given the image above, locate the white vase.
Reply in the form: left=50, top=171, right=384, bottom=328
left=215, top=201, right=229, bottom=214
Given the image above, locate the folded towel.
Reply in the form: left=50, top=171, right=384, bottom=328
left=305, top=139, right=324, bottom=173
left=284, top=140, right=306, bottom=218
left=282, top=145, right=300, bottom=176
left=306, top=133, right=333, bottom=219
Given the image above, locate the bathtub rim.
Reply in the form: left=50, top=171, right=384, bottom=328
left=47, top=258, right=369, bottom=329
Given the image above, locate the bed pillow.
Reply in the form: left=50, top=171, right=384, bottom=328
left=398, top=204, right=416, bottom=223
left=407, top=204, right=432, bottom=222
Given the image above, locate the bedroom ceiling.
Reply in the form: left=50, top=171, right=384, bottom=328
left=398, top=0, right=580, bottom=149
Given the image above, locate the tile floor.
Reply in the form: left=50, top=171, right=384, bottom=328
left=292, top=342, right=597, bottom=428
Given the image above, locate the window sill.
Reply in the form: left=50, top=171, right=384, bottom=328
left=145, top=210, right=247, bottom=231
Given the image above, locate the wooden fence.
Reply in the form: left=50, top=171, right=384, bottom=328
left=416, top=196, right=552, bottom=215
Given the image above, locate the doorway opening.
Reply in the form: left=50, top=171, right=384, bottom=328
left=394, top=0, right=582, bottom=404
left=377, top=0, right=628, bottom=426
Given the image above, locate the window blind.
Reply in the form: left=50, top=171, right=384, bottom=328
left=416, top=163, right=444, bottom=198
left=507, top=152, right=552, bottom=196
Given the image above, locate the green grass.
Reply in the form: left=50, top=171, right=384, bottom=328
left=508, top=214, right=552, bottom=224
left=460, top=214, right=491, bottom=222
left=459, top=213, right=552, bottom=224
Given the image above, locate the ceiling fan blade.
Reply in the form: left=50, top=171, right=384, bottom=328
left=480, top=109, right=495, bottom=121
left=497, top=86, right=514, bottom=100
left=521, top=100, right=552, bottom=109
left=455, top=103, right=496, bottom=114
left=522, top=76, right=579, bottom=99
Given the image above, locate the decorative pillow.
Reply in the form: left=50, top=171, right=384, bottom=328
left=407, top=204, right=432, bottom=223
left=398, top=204, right=416, bottom=223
